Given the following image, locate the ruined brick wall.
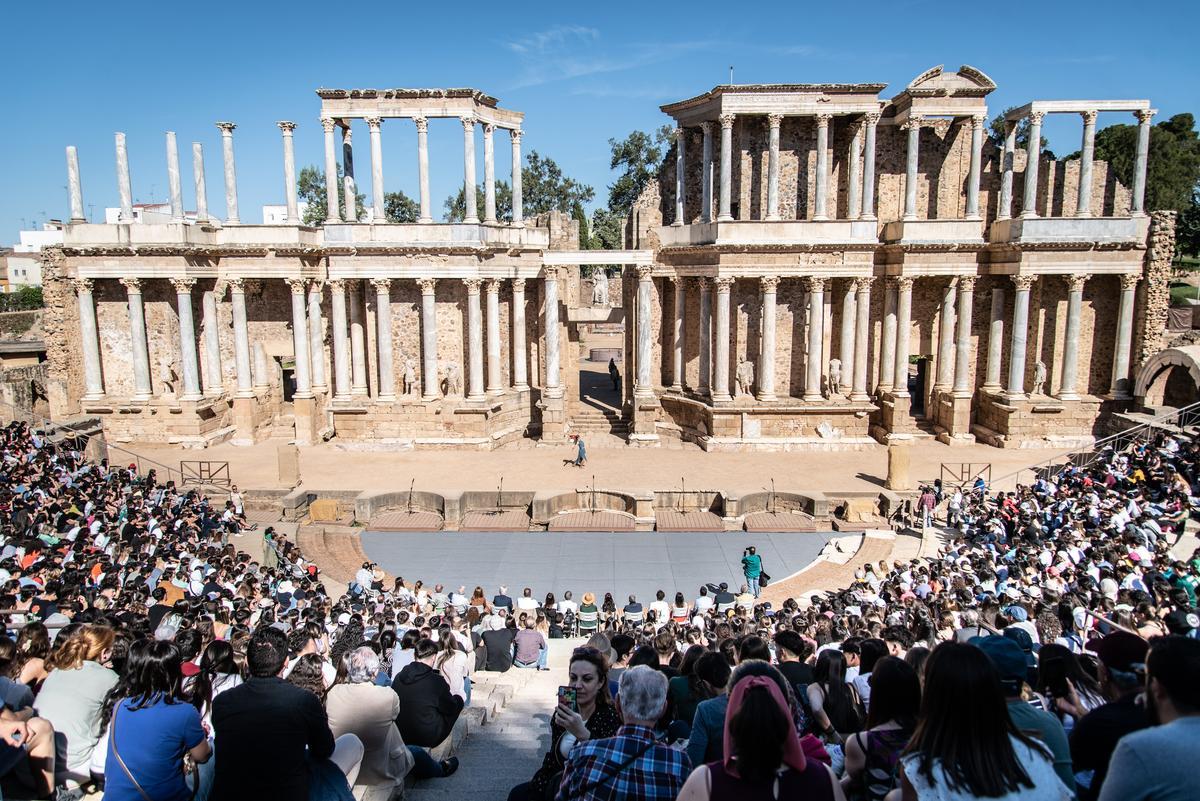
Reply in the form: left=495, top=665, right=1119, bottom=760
left=1134, top=211, right=1178, bottom=370
left=40, top=248, right=83, bottom=418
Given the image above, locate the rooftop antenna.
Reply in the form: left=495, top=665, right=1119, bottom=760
left=729, top=65, right=734, bottom=84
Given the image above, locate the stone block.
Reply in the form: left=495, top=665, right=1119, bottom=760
left=277, top=444, right=300, bottom=486
left=309, top=499, right=340, bottom=523
left=885, top=444, right=912, bottom=491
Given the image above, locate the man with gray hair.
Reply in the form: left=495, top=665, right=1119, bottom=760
left=556, top=664, right=691, bottom=800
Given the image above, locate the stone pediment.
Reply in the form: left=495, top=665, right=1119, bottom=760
left=903, top=64, right=996, bottom=98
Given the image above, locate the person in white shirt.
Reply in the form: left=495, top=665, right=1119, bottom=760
left=693, top=586, right=714, bottom=613
left=649, top=590, right=671, bottom=622
left=558, top=591, right=579, bottom=617
left=516, top=587, right=538, bottom=612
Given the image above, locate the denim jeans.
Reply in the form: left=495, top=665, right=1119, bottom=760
left=748, top=577, right=761, bottom=598
left=513, top=648, right=547, bottom=670
left=408, top=746, right=447, bottom=779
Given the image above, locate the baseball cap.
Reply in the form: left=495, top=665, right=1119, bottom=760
left=1164, top=609, right=1200, bottom=635
left=1085, top=631, right=1149, bottom=672
left=971, top=635, right=1028, bottom=692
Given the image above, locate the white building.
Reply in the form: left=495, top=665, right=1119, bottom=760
left=261, top=201, right=379, bottom=224
left=5, top=221, right=64, bottom=288
left=103, top=203, right=202, bottom=224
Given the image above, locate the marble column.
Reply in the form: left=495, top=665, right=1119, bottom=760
left=464, top=279, right=485, bottom=400
left=711, top=277, right=733, bottom=401
left=860, top=112, right=880, bottom=220
left=511, top=279, right=529, bottom=390
left=814, top=114, right=832, bottom=221
left=1075, top=111, right=1098, bottom=218
left=486, top=279, right=502, bottom=394
left=998, top=121, right=1017, bottom=221
left=216, top=122, right=240, bottom=224
left=120, top=278, right=152, bottom=400
left=1006, top=274, right=1035, bottom=397
left=893, top=277, right=914, bottom=397
left=115, top=132, right=133, bottom=222
left=936, top=279, right=957, bottom=390
left=544, top=269, right=562, bottom=397
left=277, top=122, right=299, bottom=224
left=673, top=127, right=687, bottom=225
left=966, top=115, right=985, bottom=219
left=700, top=122, right=714, bottom=224
left=851, top=277, right=873, bottom=402
left=804, top=276, right=827, bottom=401
left=766, top=115, right=782, bottom=221
left=879, top=279, right=898, bottom=393
left=192, top=143, right=209, bottom=223
left=201, top=285, right=221, bottom=395
left=953, top=276, right=976, bottom=397
left=415, top=117, right=432, bottom=223
left=172, top=278, right=202, bottom=400
left=307, top=281, right=326, bottom=392
left=1132, top=109, right=1155, bottom=215
left=322, top=118, right=341, bottom=222
left=903, top=116, right=923, bottom=220
left=75, top=279, right=104, bottom=400
left=757, top=276, right=779, bottom=401
left=671, top=276, right=685, bottom=392
left=418, top=278, right=439, bottom=400
left=847, top=122, right=863, bottom=220
left=483, top=124, right=497, bottom=224
left=329, top=279, right=351, bottom=399
left=1059, top=274, right=1088, bottom=401
left=983, top=285, right=1005, bottom=392
left=349, top=281, right=368, bottom=396
left=166, top=132, right=184, bottom=221
left=366, top=117, right=385, bottom=219
left=698, top=278, right=712, bottom=396
left=372, top=278, right=395, bottom=401
left=66, top=146, right=86, bottom=223
left=288, top=278, right=312, bottom=398
left=253, top=342, right=269, bottom=394
left=1110, top=273, right=1139, bottom=398
left=461, top=116, right=479, bottom=224
left=1021, top=112, right=1044, bottom=218
left=511, top=129, right=524, bottom=226
left=838, top=279, right=857, bottom=394
left=634, top=266, right=655, bottom=395
left=718, top=114, right=735, bottom=222
left=228, top=279, right=253, bottom=398
left=342, top=123, right=357, bottom=223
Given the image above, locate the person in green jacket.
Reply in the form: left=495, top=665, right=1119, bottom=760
left=741, top=546, right=763, bottom=599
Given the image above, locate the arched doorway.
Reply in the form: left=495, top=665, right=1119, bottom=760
left=1134, top=345, right=1200, bottom=410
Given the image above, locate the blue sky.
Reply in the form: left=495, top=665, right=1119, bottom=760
left=3, top=0, right=1197, bottom=241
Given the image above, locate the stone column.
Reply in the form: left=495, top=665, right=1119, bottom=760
left=166, top=132, right=184, bottom=221
left=75, top=279, right=104, bottom=400
left=860, top=112, right=880, bottom=220
left=757, top=276, right=779, bottom=401
left=936, top=279, right=957, bottom=390
left=120, top=278, right=152, bottom=400
left=511, top=278, right=529, bottom=390
left=115, top=132, right=133, bottom=222
left=371, top=278, right=395, bottom=401
left=201, top=285, right=221, bottom=395
left=766, top=115, right=782, bottom=221
left=893, top=277, right=914, bottom=397
left=321, top=118, right=341, bottom=222
left=1021, top=112, right=1044, bottom=218
left=510, top=129, right=524, bottom=226
left=192, top=143, right=209, bottom=223
left=171, top=278, right=202, bottom=400
left=366, top=117, right=385, bottom=219
left=998, top=121, right=1017, bottom=220
left=698, top=278, right=712, bottom=396
left=1059, top=274, right=1088, bottom=401
left=804, top=276, right=827, bottom=401
left=418, top=278, right=439, bottom=400
left=1110, top=273, right=1139, bottom=398
left=966, top=114, right=985, bottom=219
left=1131, top=109, right=1155, bottom=215
left=879, top=278, right=898, bottom=392
left=329, top=279, right=351, bottom=400
left=814, top=114, right=832, bottom=221
left=287, top=278, right=312, bottom=398
left=253, top=342, right=269, bottom=394
left=66, top=146, right=86, bottom=223
left=673, top=127, right=687, bottom=225
left=228, top=279, right=253, bottom=398
left=983, top=285, right=1005, bottom=392
left=461, top=116, right=479, bottom=224
left=953, top=276, right=976, bottom=396
left=711, top=277, right=733, bottom=401
left=1006, top=274, right=1036, bottom=397
left=277, top=122, right=299, bottom=225
left=1075, top=111, right=1098, bottom=218
left=635, top=266, right=654, bottom=395
left=672, top=276, right=685, bottom=391
left=486, top=279, right=502, bottom=393
left=700, top=122, right=714, bottom=224
left=349, top=281, right=368, bottom=396
left=415, top=117, right=432, bottom=223
left=851, top=277, right=873, bottom=402
left=307, top=281, right=326, bottom=392
left=717, top=114, right=735, bottom=222
left=464, top=279, right=485, bottom=400
left=838, top=279, right=857, bottom=394
left=544, top=269, right=562, bottom=397
left=847, top=122, right=863, bottom=220
left=216, top=122, right=240, bottom=224
left=483, top=124, right=497, bottom=224
left=903, top=116, right=923, bottom=220
left=341, top=123, right=357, bottom=223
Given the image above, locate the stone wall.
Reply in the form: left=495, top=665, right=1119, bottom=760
left=40, top=248, right=84, bottom=418
left=1134, top=211, right=1177, bottom=369
left=0, top=363, right=49, bottom=423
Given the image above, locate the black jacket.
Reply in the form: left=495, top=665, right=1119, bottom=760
left=492, top=594, right=514, bottom=613
left=482, top=628, right=516, bottom=672
left=211, top=676, right=335, bottom=801
left=391, top=662, right=465, bottom=748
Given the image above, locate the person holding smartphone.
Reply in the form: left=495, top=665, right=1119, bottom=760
left=741, top=546, right=763, bottom=599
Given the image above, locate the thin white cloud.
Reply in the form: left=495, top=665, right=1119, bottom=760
left=506, top=25, right=599, bottom=55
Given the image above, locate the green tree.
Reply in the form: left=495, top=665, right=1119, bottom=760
left=987, top=107, right=1053, bottom=158
left=1178, top=193, right=1200, bottom=258
left=606, top=125, right=675, bottom=217
left=384, top=190, right=420, bottom=223
left=522, top=151, right=594, bottom=215
left=1088, top=113, right=1200, bottom=215
left=443, top=180, right=514, bottom=222
left=298, top=165, right=364, bottom=225
left=589, top=208, right=625, bottom=251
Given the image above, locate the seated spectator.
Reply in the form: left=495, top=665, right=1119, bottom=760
left=0, top=700, right=56, bottom=798
left=513, top=615, right=548, bottom=671
left=807, top=649, right=864, bottom=749
left=576, top=593, right=599, bottom=635
left=434, top=630, right=472, bottom=701
left=621, top=595, right=643, bottom=625
left=516, top=587, right=538, bottom=613
left=669, top=649, right=725, bottom=742
left=482, top=615, right=516, bottom=673
left=390, top=638, right=463, bottom=774
left=390, top=629, right=422, bottom=680
left=842, top=656, right=920, bottom=801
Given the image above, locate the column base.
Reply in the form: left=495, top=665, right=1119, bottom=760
left=670, top=221, right=683, bottom=227
left=668, top=383, right=683, bottom=393
left=130, top=393, right=152, bottom=404
left=1020, top=211, right=1039, bottom=219
left=464, top=216, right=481, bottom=224
left=765, top=214, right=779, bottom=222
left=466, top=394, right=487, bottom=402
left=849, top=392, right=870, bottom=403
left=1006, top=391, right=1028, bottom=402
left=418, top=217, right=433, bottom=224
left=813, top=215, right=829, bottom=222
left=311, top=384, right=328, bottom=394
left=512, top=383, right=530, bottom=392
left=180, top=392, right=204, bottom=402
left=421, top=393, right=440, bottom=402
left=81, top=393, right=105, bottom=404
left=377, top=393, right=397, bottom=403
left=802, top=393, right=823, bottom=403
left=487, top=387, right=504, bottom=396
left=756, top=392, right=776, bottom=402
left=980, top=383, right=1002, bottom=394
left=293, top=391, right=314, bottom=400
left=717, top=214, right=733, bottom=222
left=1057, top=392, right=1081, bottom=401
left=484, top=217, right=497, bottom=225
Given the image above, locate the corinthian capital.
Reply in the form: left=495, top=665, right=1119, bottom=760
left=510, top=128, right=523, bottom=144
left=226, top=278, right=245, bottom=294
left=413, top=116, right=428, bottom=134
left=286, top=277, right=307, bottom=295
left=462, top=278, right=483, bottom=293
left=713, top=276, right=735, bottom=291
left=957, top=275, right=978, bottom=293
left=215, top=121, right=236, bottom=135
left=1080, top=110, right=1098, bottom=126
left=417, top=277, right=437, bottom=295
left=277, top=121, right=297, bottom=135
left=327, top=278, right=345, bottom=293
left=365, top=117, right=382, bottom=131
left=170, top=277, right=197, bottom=293
left=766, top=114, right=784, bottom=129
left=718, top=114, right=736, bottom=130
left=1011, top=274, right=1037, bottom=292
left=1064, top=274, right=1090, bottom=292
left=814, top=112, right=832, bottom=127
left=1027, top=111, right=1046, bottom=126
left=804, top=275, right=828, bottom=293
left=370, top=278, right=392, bottom=293
left=759, top=275, right=781, bottom=292
left=635, top=265, right=654, bottom=281
left=320, top=117, right=337, bottom=133
left=460, top=115, right=476, bottom=132
left=1119, top=273, right=1140, bottom=291
left=73, top=277, right=94, bottom=295
left=1135, top=109, right=1156, bottom=125
left=119, top=277, right=142, bottom=293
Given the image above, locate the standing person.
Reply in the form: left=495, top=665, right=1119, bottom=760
left=571, top=435, right=587, bottom=468
left=608, top=358, right=620, bottom=392
left=741, top=547, right=763, bottom=599
left=917, top=487, right=937, bottom=530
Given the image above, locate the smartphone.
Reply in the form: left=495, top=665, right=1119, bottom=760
left=557, top=686, right=578, bottom=712
left=1041, top=657, right=1070, bottom=698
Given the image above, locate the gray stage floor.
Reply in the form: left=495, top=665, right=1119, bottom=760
left=360, top=530, right=836, bottom=605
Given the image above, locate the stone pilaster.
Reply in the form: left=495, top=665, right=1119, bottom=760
left=671, top=276, right=685, bottom=392
left=349, top=280, right=369, bottom=396
left=838, top=278, right=856, bottom=395
left=936, top=279, right=957, bottom=390
left=698, top=278, right=712, bottom=396
left=983, top=285, right=1005, bottom=392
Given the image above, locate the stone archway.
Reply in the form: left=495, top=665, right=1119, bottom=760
left=1134, top=345, right=1200, bottom=409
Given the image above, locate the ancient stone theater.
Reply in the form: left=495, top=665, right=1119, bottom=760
left=42, top=66, right=1176, bottom=451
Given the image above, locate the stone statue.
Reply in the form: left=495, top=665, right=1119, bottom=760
left=442, top=363, right=462, bottom=396
left=592, top=270, right=609, bottom=307
left=1033, top=360, right=1047, bottom=396
left=402, top=358, right=417, bottom=396
left=735, top=359, right=755, bottom=397
left=828, top=358, right=842, bottom=397
left=160, top=363, right=177, bottom=396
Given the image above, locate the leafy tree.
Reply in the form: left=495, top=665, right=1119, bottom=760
left=384, top=190, right=420, bottom=223
left=1179, top=198, right=1200, bottom=258
left=443, top=180, right=513, bottom=223
left=590, top=208, right=625, bottom=251
left=571, top=201, right=591, bottom=249
left=987, top=107, right=1053, bottom=158
left=606, top=125, right=675, bottom=217
left=1087, top=113, right=1200, bottom=215
left=298, top=165, right=364, bottom=225
left=522, top=151, right=594, bottom=215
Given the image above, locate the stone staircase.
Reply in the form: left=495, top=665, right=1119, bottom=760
left=568, top=406, right=629, bottom=438
left=262, top=412, right=297, bottom=440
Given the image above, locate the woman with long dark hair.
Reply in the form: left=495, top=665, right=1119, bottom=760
left=897, top=642, right=1071, bottom=800
left=842, top=656, right=920, bottom=801
left=807, top=649, right=863, bottom=743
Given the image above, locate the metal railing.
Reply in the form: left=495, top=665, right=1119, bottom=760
left=105, top=441, right=232, bottom=491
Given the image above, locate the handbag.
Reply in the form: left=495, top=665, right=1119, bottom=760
left=759, top=571, right=771, bottom=588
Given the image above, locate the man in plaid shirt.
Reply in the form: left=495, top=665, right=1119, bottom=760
left=555, top=665, right=691, bottom=801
